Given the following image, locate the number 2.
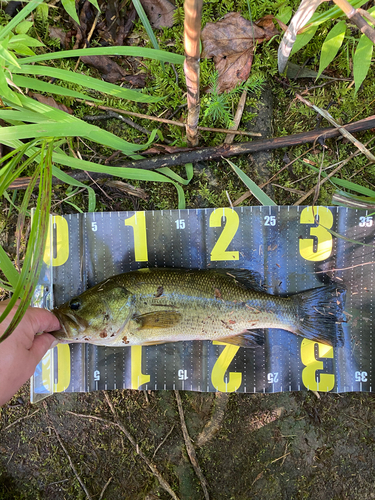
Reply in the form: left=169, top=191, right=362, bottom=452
left=210, top=208, right=239, bottom=261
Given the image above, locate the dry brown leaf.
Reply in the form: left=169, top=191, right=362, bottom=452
left=140, top=0, right=176, bottom=28
left=81, top=55, right=127, bottom=83
left=31, top=94, right=73, bottom=114
left=201, top=12, right=279, bottom=93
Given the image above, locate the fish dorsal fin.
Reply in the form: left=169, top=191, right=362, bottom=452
left=134, top=311, right=182, bottom=330
left=214, top=269, right=265, bottom=293
left=220, top=329, right=265, bottom=348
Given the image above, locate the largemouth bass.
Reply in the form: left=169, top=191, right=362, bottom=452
left=52, top=268, right=346, bottom=347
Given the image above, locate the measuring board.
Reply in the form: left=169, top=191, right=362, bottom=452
left=31, top=206, right=375, bottom=402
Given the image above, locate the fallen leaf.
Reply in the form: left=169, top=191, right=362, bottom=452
left=140, top=0, right=176, bottom=28
left=81, top=55, right=127, bottom=83
left=31, top=93, right=73, bottom=114
left=201, top=12, right=279, bottom=93
left=49, top=27, right=67, bottom=48
left=106, top=180, right=149, bottom=200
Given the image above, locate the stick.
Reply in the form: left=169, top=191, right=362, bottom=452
left=174, top=390, right=210, bottom=500
left=51, top=423, right=92, bottom=499
left=3, top=409, right=40, bottom=431
left=103, top=393, right=180, bottom=500
left=224, top=90, right=247, bottom=145
left=99, top=477, right=112, bottom=500
left=296, top=94, right=375, bottom=162
left=332, top=0, right=375, bottom=44
left=77, top=100, right=261, bottom=136
left=113, top=115, right=375, bottom=170
left=196, top=393, right=229, bottom=448
left=8, top=115, right=375, bottom=189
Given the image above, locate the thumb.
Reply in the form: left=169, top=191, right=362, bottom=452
left=29, top=332, right=57, bottom=363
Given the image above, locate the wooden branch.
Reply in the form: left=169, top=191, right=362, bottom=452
left=184, top=0, right=203, bottom=146
left=8, top=115, right=375, bottom=191
left=114, top=115, right=375, bottom=170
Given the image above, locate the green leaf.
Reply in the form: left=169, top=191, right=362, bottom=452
left=12, top=74, right=101, bottom=101
left=291, top=25, right=318, bottom=55
left=0, top=42, right=21, bottom=67
left=20, top=47, right=185, bottom=65
left=353, top=34, right=373, bottom=94
left=15, top=21, right=33, bottom=35
left=0, top=0, right=44, bottom=40
left=52, top=166, right=96, bottom=212
left=8, top=43, right=35, bottom=56
left=317, top=21, right=346, bottom=79
left=61, top=0, right=80, bottom=24
left=0, top=68, right=22, bottom=105
left=225, top=158, right=276, bottom=206
left=14, top=65, right=163, bottom=103
left=277, top=5, right=292, bottom=25
left=8, top=34, right=44, bottom=48
left=0, top=245, right=19, bottom=288
left=88, top=0, right=100, bottom=11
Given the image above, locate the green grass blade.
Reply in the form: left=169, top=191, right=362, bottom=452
left=307, top=164, right=375, bottom=197
left=354, top=34, right=373, bottom=94
left=12, top=75, right=101, bottom=101
left=132, top=0, right=162, bottom=57
left=156, top=165, right=193, bottom=185
left=14, top=64, right=163, bottom=103
left=51, top=152, right=185, bottom=204
left=225, top=158, right=276, bottom=206
left=317, top=20, right=346, bottom=79
left=52, top=166, right=96, bottom=212
left=20, top=47, right=184, bottom=65
left=0, top=0, right=44, bottom=40
left=0, top=245, right=19, bottom=288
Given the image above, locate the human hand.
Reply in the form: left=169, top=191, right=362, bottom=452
left=0, top=300, right=60, bottom=406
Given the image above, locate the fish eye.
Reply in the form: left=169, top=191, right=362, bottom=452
left=69, top=299, right=81, bottom=311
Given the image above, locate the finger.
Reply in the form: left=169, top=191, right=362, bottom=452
left=24, top=308, right=61, bottom=334
left=29, top=332, right=56, bottom=362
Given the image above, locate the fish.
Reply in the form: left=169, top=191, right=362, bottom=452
left=52, top=268, right=346, bottom=348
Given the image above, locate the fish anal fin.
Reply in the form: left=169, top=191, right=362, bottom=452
left=134, top=311, right=182, bottom=330
left=219, top=329, right=265, bottom=348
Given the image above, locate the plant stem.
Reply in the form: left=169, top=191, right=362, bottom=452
left=184, top=0, right=203, bottom=146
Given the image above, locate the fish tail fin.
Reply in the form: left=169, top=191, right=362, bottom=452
left=293, top=284, right=346, bottom=347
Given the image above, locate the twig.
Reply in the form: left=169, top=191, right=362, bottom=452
left=296, top=94, right=375, bottom=163
left=83, top=112, right=152, bottom=136
left=103, top=392, right=180, bottom=500
left=224, top=90, right=247, bottom=144
left=3, top=409, right=40, bottom=431
left=153, top=425, right=175, bottom=458
left=50, top=422, right=92, bottom=499
left=294, top=137, right=374, bottom=205
left=174, top=390, right=210, bottom=500
left=99, top=477, right=113, bottom=500
left=68, top=409, right=179, bottom=500
left=77, top=100, right=261, bottom=136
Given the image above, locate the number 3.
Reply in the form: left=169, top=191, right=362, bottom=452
left=299, top=206, right=333, bottom=261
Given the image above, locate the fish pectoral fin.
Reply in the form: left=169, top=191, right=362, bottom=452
left=134, top=311, right=182, bottom=330
left=221, top=329, right=265, bottom=348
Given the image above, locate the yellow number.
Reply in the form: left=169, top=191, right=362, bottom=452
left=211, top=341, right=242, bottom=392
left=125, top=212, right=148, bottom=262
left=299, top=206, right=333, bottom=261
left=301, top=339, right=334, bottom=392
left=41, top=344, right=71, bottom=393
left=131, top=346, right=150, bottom=389
left=210, top=208, right=239, bottom=261
left=43, top=215, right=69, bottom=267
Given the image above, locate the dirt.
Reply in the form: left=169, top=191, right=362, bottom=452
left=1, top=386, right=375, bottom=499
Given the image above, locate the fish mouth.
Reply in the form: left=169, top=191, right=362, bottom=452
left=52, top=309, right=88, bottom=340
